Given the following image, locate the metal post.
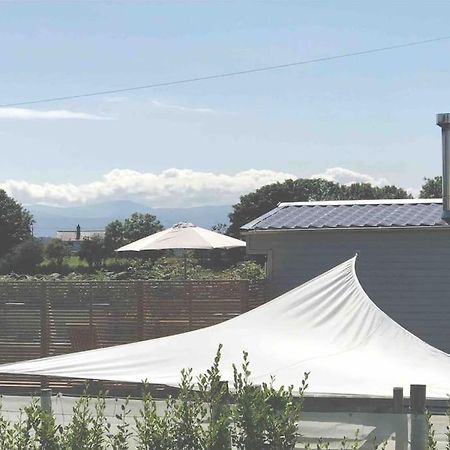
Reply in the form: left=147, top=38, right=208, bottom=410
left=393, top=387, right=404, bottom=413
left=40, top=283, right=50, bottom=390
left=89, top=284, right=93, bottom=328
left=410, top=384, right=427, bottom=450
left=40, top=388, right=52, bottom=414
left=437, top=113, right=450, bottom=221
left=186, top=281, right=192, bottom=331
left=240, top=280, right=250, bottom=314
left=137, top=282, right=145, bottom=340
left=393, top=387, right=408, bottom=450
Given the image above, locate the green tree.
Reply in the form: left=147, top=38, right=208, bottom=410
left=420, top=176, right=442, bottom=198
left=105, top=213, right=163, bottom=254
left=342, top=182, right=411, bottom=200
left=0, top=190, right=34, bottom=257
left=104, top=219, right=125, bottom=254
left=123, top=212, right=164, bottom=242
left=228, top=178, right=410, bottom=236
left=78, top=236, right=106, bottom=271
left=45, top=238, right=70, bottom=272
left=0, top=239, right=43, bottom=274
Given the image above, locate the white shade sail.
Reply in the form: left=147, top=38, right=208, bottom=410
left=1, top=257, right=450, bottom=398
left=116, top=222, right=246, bottom=252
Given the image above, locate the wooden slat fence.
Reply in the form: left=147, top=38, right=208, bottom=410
left=0, top=279, right=268, bottom=391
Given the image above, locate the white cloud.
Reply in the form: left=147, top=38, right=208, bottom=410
left=151, top=100, right=214, bottom=114
left=1, top=168, right=296, bottom=207
left=310, top=167, right=390, bottom=187
left=0, top=107, right=112, bottom=120
left=406, top=186, right=420, bottom=198
left=2, top=167, right=410, bottom=208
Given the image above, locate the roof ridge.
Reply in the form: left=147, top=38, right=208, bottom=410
left=278, top=199, right=442, bottom=207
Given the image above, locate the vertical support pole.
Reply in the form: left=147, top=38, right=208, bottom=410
left=393, top=387, right=408, bottom=450
left=40, top=388, right=52, bottom=413
left=40, top=283, right=50, bottom=389
left=88, top=284, right=93, bottom=328
left=240, top=280, right=250, bottom=314
left=137, top=281, right=145, bottom=341
left=187, top=281, right=192, bottom=331
left=393, top=387, right=404, bottom=413
left=410, top=384, right=427, bottom=450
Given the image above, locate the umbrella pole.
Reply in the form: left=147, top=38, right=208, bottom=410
left=183, top=250, right=187, bottom=279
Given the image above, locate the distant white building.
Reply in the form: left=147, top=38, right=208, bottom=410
left=56, top=225, right=105, bottom=252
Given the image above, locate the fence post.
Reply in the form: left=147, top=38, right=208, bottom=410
left=393, top=387, right=404, bottom=413
left=88, top=284, right=93, bottom=328
left=40, top=283, right=50, bottom=389
left=137, top=281, right=145, bottom=341
left=187, top=281, right=192, bottom=331
left=410, top=384, right=427, bottom=450
left=240, top=280, right=250, bottom=314
left=393, top=387, right=408, bottom=450
left=40, top=283, right=50, bottom=358
left=40, top=388, right=52, bottom=413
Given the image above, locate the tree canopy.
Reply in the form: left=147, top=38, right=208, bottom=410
left=78, top=235, right=106, bottom=270
left=45, top=238, right=70, bottom=271
left=105, top=212, right=164, bottom=253
left=0, top=239, right=43, bottom=274
left=0, top=190, right=34, bottom=257
left=420, top=176, right=442, bottom=198
left=227, top=178, right=411, bottom=236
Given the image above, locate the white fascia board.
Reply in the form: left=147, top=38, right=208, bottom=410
left=278, top=198, right=442, bottom=207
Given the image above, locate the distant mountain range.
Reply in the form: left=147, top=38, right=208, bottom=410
left=28, top=200, right=232, bottom=237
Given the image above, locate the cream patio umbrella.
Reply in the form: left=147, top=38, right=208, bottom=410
left=116, top=222, right=246, bottom=278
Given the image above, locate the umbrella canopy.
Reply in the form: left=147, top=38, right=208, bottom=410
left=116, top=222, right=246, bottom=252
left=2, top=256, right=450, bottom=397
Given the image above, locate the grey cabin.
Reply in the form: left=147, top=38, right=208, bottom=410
left=241, top=113, right=450, bottom=353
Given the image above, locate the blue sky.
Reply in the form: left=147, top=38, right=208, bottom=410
left=1, top=1, right=450, bottom=206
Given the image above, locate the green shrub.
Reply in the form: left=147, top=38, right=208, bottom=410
left=230, top=351, right=307, bottom=450
left=135, top=387, right=172, bottom=450
left=107, top=398, right=132, bottom=450
left=0, top=399, right=14, bottom=449
left=78, top=236, right=107, bottom=271
left=45, top=239, right=70, bottom=273
left=0, top=239, right=44, bottom=275
left=0, top=252, right=265, bottom=281
left=0, top=349, right=399, bottom=449
left=222, top=261, right=265, bottom=280
left=61, top=392, right=109, bottom=450
left=197, top=345, right=231, bottom=450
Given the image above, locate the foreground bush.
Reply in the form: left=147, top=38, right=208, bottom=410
left=0, top=347, right=306, bottom=449
left=0, top=347, right=403, bottom=449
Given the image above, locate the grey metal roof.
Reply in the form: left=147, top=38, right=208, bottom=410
left=56, top=230, right=105, bottom=241
left=241, top=199, right=450, bottom=231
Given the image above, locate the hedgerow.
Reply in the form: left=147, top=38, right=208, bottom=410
left=0, top=347, right=397, bottom=449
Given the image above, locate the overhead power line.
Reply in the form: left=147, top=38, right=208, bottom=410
left=1, top=34, right=450, bottom=108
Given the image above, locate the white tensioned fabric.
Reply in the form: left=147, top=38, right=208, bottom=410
left=1, top=257, right=450, bottom=398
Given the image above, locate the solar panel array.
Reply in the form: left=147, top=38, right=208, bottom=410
left=242, top=202, right=450, bottom=230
